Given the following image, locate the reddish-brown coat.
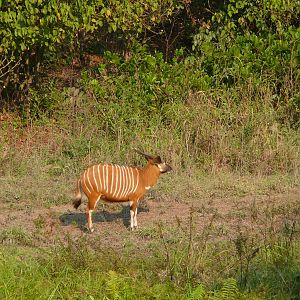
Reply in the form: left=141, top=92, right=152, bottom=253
left=73, top=151, right=172, bottom=232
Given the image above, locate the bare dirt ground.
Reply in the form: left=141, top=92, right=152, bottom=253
left=0, top=188, right=299, bottom=249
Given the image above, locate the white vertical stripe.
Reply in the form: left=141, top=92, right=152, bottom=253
left=106, top=164, right=109, bottom=194
left=112, top=165, right=119, bottom=198
left=128, top=167, right=135, bottom=195
left=83, top=170, right=91, bottom=194
left=119, top=166, right=126, bottom=198
left=86, top=168, right=93, bottom=194
left=115, top=165, right=123, bottom=199
left=110, top=165, right=114, bottom=195
left=124, top=166, right=131, bottom=198
left=89, top=166, right=95, bottom=190
left=92, top=165, right=99, bottom=192
left=128, top=166, right=133, bottom=196
left=121, top=166, right=129, bottom=198
left=114, top=165, right=120, bottom=198
left=95, top=194, right=101, bottom=208
left=121, top=166, right=127, bottom=198
left=132, top=168, right=139, bottom=194
left=117, top=166, right=123, bottom=198
left=98, top=164, right=103, bottom=192
left=102, top=165, right=106, bottom=193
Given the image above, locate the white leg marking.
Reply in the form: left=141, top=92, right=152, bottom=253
left=134, top=208, right=138, bottom=228
left=129, top=201, right=133, bottom=229
left=130, top=208, right=134, bottom=230
left=89, top=210, right=94, bottom=232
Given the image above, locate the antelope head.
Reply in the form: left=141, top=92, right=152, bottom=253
left=134, top=149, right=172, bottom=173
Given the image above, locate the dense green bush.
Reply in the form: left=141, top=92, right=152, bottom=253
left=0, top=0, right=183, bottom=100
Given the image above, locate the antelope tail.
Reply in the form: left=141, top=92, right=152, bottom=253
left=73, top=179, right=82, bottom=209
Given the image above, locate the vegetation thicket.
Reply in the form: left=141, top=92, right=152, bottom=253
left=1, top=0, right=299, bottom=174
left=0, top=0, right=300, bottom=298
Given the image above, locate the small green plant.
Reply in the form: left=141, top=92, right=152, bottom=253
left=105, top=270, right=133, bottom=300
left=233, top=230, right=260, bottom=288
left=187, top=283, right=206, bottom=300
left=136, top=225, right=158, bottom=239
left=213, top=278, right=240, bottom=300
left=33, top=214, right=46, bottom=230
left=0, top=227, right=31, bottom=246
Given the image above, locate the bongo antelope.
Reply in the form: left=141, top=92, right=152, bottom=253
left=73, top=150, right=172, bottom=232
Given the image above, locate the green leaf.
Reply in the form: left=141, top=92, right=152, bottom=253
left=111, top=23, right=117, bottom=32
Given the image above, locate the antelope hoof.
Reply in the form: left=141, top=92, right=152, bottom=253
left=130, top=225, right=138, bottom=231
left=88, top=227, right=94, bottom=233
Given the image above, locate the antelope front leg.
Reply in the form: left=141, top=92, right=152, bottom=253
left=129, top=200, right=138, bottom=230
left=86, top=207, right=94, bottom=233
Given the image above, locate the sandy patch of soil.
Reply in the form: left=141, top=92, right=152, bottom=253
left=0, top=189, right=299, bottom=249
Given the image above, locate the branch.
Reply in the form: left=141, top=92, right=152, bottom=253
left=0, top=56, right=20, bottom=80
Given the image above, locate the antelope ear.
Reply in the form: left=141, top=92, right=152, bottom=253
left=153, top=156, right=162, bottom=164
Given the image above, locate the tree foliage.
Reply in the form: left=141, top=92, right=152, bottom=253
left=0, top=0, right=299, bottom=110
left=0, top=0, right=183, bottom=101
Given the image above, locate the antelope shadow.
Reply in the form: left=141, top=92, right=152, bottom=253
left=59, top=204, right=149, bottom=231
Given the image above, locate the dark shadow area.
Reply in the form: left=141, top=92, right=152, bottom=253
left=59, top=204, right=149, bottom=231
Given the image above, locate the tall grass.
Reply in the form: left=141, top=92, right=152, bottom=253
left=1, top=69, right=299, bottom=176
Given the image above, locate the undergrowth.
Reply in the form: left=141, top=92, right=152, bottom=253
left=1, top=45, right=299, bottom=176
left=1, top=200, right=299, bottom=299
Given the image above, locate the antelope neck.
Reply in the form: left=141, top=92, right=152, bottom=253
left=140, top=162, right=160, bottom=188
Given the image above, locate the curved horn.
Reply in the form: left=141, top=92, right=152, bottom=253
left=134, top=148, right=154, bottom=160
